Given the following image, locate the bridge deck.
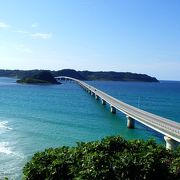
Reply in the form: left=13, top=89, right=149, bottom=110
left=56, top=76, right=180, bottom=143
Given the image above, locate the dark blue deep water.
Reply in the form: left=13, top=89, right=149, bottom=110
left=0, top=77, right=180, bottom=179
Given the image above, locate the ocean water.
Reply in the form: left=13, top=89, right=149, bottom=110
left=0, top=77, right=180, bottom=179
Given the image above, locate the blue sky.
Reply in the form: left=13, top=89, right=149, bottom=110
left=0, top=0, right=180, bottom=80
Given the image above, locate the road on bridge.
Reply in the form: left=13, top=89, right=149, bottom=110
left=56, top=76, right=180, bottom=149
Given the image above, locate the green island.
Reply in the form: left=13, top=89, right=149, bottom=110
left=23, top=136, right=180, bottom=180
left=16, top=71, right=60, bottom=84
left=0, top=69, right=158, bottom=82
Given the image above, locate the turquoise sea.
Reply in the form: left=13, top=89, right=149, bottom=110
left=0, top=77, right=180, bottom=179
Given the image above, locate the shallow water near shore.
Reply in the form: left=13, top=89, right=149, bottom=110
left=0, top=77, right=180, bottom=179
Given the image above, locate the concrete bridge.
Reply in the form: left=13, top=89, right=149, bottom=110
left=55, top=76, right=180, bottom=150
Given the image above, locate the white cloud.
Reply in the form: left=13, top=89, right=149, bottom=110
left=15, top=29, right=53, bottom=40
left=16, top=44, right=32, bottom=53
left=15, top=30, right=29, bottom=34
left=31, top=23, right=39, bottom=28
left=0, top=22, right=10, bottom=28
left=31, top=33, right=52, bottom=40
left=22, top=48, right=33, bottom=53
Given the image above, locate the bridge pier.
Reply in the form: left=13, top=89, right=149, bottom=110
left=127, top=116, right=135, bottom=128
left=164, top=136, right=178, bottom=150
left=55, top=77, right=180, bottom=146
left=101, top=99, right=106, bottom=105
left=95, top=95, right=99, bottom=100
left=110, top=105, right=116, bottom=114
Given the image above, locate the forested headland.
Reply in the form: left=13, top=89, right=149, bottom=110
left=0, top=69, right=158, bottom=82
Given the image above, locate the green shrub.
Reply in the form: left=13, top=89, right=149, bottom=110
left=23, top=136, right=180, bottom=180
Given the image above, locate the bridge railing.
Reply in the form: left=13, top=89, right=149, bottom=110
left=55, top=76, right=180, bottom=149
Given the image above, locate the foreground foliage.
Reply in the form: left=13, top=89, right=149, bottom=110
left=23, top=136, right=180, bottom=180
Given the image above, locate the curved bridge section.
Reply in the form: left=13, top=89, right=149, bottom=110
left=55, top=76, right=180, bottom=150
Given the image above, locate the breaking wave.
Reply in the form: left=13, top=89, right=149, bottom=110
left=0, top=121, right=12, bottom=130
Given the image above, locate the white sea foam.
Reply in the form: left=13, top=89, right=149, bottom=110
left=0, top=144, right=25, bottom=179
left=0, top=121, right=12, bottom=130
left=0, top=142, right=12, bottom=155
left=0, top=142, right=25, bottom=179
left=0, top=142, right=24, bottom=158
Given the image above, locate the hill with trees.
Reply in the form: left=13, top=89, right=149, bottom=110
left=0, top=69, right=159, bottom=82
left=17, top=71, right=60, bottom=84
left=78, top=70, right=158, bottom=82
